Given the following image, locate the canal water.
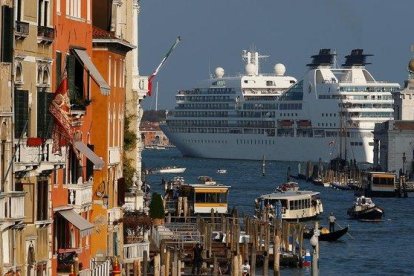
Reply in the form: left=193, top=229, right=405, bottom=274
left=143, top=148, right=414, bottom=276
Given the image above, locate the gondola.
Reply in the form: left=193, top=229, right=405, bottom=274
left=303, top=226, right=348, bottom=242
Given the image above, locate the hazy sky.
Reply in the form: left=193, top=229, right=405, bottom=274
left=138, top=0, right=414, bottom=110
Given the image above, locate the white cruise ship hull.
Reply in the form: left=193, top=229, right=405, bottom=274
left=161, top=125, right=372, bottom=163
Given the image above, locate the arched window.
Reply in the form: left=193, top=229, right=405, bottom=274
left=37, top=66, right=43, bottom=85
left=15, top=62, right=23, bottom=84
left=42, top=67, right=50, bottom=85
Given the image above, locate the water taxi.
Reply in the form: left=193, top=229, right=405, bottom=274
left=164, top=176, right=231, bottom=215
left=362, top=172, right=397, bottom=197
left=255, top=190, right=323, bottom=220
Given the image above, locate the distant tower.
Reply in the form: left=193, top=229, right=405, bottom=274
left=393, top=48, right=414, bottom=120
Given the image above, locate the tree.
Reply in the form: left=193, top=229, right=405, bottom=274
left=149, top=193, right=165, bottom=219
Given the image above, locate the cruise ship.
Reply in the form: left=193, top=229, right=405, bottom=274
left=161, top=49, right=400, bottom=163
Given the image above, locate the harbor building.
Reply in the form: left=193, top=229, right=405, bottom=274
left=373, top=58, right=414, bottom=177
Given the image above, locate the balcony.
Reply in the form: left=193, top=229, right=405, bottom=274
left=0, top=192, right=25, bottom=222
left=37, top=26, right=54, bottom=44
left=67, top=182, right=93, bottom=211
left=123, top=242, right=150, bottom=263
left=14, top=139, right=66, bottom=174
left=15, top=21, right=29, bottom=39
left=108, top=147, right=120, bottom=165
left=108, top=207, right=122, bottom=225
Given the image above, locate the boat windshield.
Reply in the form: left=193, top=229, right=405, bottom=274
left=195, top=192, right=228, bottom=203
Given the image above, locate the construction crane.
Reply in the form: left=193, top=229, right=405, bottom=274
left=147, top=36, right=181, bottom=96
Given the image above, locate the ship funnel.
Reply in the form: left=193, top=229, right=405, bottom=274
left=306, top=49, right=335, bottom=68
left=342, top=49, right=372, bottom=67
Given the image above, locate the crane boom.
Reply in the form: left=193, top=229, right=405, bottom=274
left=147, top=36, right=181, bottom=96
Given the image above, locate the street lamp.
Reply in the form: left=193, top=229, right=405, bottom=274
left=310, top=234, right=319, bottom=276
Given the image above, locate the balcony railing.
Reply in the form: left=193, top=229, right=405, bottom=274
left=108, top=147, right=120, bottom=165
left=123, top=242, right=150, bottom=263
left=108, top=207, right=122, bottom=225
left=14, top=139, right=66, bottom=172
left=0, top=194, right=6, bottom=221
left=15, top=21, right=29, bottom=39
left=37, top=26, right=54, bottom=44
left=67, top=182, right=93, bottom=211
left=0, top=192, right=25, bottom=221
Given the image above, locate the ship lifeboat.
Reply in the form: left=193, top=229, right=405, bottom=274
left=297, top=120, right=312, bottom=128
left=278, top=120, right=294, bottom=128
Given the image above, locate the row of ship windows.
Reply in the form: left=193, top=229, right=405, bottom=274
left=338, top=87, right=398, bottom=93
left=177, top=103, right=229, bottom=109
left=185, top=139, right=228, bottom=144
left=176, top=96, right=232, bottom=102
left=170, top=127, right=374, bottom=138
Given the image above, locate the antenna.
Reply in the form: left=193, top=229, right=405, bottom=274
left=208, top=57, right=212, bottom=79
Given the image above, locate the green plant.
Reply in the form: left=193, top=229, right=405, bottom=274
left=149, top=193, right=165, bottom=219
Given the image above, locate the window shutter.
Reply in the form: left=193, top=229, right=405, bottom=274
left=56, top=51, right=62, bottom=86
left=1, top=6, right=13, bottom=62
left=14, top=90, right=29, bottom=138
left=117, top=177, right=125, bottom=206
left=66, top=55, right=76, bottom=101
left=37, top=90, right=54, bottom=138
left=86, top=144, right=94, bottom=180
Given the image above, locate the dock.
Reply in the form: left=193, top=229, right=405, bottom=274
left=132, top=211, right=307, bottom=275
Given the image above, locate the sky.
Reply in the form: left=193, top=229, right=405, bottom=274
left=138, top=0, right=414, bottom=110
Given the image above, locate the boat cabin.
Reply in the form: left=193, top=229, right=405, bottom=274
left=255, top=190, right=323, bottom=221
left=164, top=176, right=230, bottom=215
left=362, top=172, right=396, bottom=197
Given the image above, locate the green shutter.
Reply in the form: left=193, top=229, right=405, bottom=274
left=37, top=90, right=54, bottom=139
left=14, top=90, right=29, bottom=138
left=1, top=6, right=13, bottom=63
left=56, top=52, right=62, bottom=86
left=67, top=55, right=76, bottom=102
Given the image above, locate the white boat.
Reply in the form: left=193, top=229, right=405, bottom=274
left=161, top=49, right=400, bottom=163
left=164, top=176, right=231, bottom=215
left=152, top=166, right=186, bottom=174
left=255, top=190, right=323, bottom=220
left=217, top=169, right=227, bottom=174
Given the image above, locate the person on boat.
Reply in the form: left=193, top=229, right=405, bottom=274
left=328, top=212, right=336, bottom=232
left=241, top=260, right=251, bottom=276
left=192, top=243, right=204, bottom=275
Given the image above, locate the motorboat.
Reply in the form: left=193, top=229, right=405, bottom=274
left=255, top=189, right=323, bottom=221
left=217, top=169, right=227, bottom=174
left=347, top=196, right=384, bottom=221
left=151, top=166, right=186, bottom=174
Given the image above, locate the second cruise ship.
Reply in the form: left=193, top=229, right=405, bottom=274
left=161, top=49, right=400, bottom=163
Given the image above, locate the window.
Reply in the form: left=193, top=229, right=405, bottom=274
left=15, top=0, right=22, bottom=21
left=66, top=0, right=81, bottom=18
left=36, top=179, right=48, bottom=221
left=14, top=90, right=29, bottom=138
left=15, top=62, right=23, bottom=84
left=38, top=0, right=50, bottom=26
left=37, top=89, right=54, bottom=138
left=1, top=5, right=13, bottom=62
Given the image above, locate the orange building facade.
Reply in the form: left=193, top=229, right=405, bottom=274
left=89, top=25, right=134, bottom=260
left=51, top=0, right=109, bottom=274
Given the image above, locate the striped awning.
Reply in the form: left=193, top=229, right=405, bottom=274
left=58, top=209, right=94, bottom=237
left=74, top=141, right=104, bottom=170
left=72, top=49, right=110, bottom=95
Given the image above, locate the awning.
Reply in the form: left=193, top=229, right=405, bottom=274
left=72, top=49, right=110, bottom=95
left=58, top=209, right=95, bottom=237
left=74, top=141, right=104, bottom=170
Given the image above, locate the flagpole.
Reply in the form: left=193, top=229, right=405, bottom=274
left=155, top=82, right=158, bottom=111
